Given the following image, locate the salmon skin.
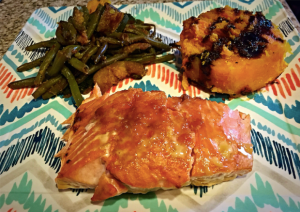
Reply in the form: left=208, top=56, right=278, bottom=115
left=55, top=85, right=252, bottom=201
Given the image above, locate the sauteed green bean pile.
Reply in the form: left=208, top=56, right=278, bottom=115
left=9, top=3, right=174, bottom=106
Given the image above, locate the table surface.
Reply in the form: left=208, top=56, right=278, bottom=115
left=0, top=0, right=299, bottom=59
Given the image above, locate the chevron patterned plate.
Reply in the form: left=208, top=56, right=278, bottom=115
left=1, top=0, right=300, bottom=211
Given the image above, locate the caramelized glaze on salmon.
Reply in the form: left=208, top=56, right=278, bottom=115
left=55, top=85, right=252, bottom=201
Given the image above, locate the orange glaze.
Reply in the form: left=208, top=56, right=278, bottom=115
left=56, top=87, right=252, bottom=201
left=167, top=95, right=252, bottom=177
left=106, top=91, right=195, bottom=189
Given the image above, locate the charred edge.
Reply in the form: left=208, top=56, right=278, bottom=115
left=216, top=7, right=225, bottom=13
left=202, top=35, right=210, bottom=43
left=189, top=16, right=198, bottom=27
left=233, top=8, right=241, bottom=15
left=209, top=17, right=230, bottom=31
left=234, top=17, right=243, bottom=23
left=244, top=10, right=252, bottom=15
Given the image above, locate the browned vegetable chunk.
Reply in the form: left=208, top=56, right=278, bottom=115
left=93, top=61, right=146, bottom=93
left=96, top=3, right=124, bottom=35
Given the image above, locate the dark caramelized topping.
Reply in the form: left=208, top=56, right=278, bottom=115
left=216, top=7, right=225, bottom=13
left=66, top=160, right=71, bottom=164
left=233, top=8, right=240, bottom=15
left=209, top=17, right=229, bottom=31
left=234, top=31, right=268, bottom=58
left=187, top=7, right=284, bottom=76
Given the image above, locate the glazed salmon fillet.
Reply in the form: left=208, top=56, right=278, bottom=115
left=55, top=85, right=252, bottom=201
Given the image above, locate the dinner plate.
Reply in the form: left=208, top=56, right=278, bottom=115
left=0, top=0, right=299, bottom=211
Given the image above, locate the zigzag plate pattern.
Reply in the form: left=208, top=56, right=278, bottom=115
left=0, top=0, right=300, bottom=211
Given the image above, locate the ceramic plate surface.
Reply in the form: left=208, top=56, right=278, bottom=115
left=0, top=0, right=300, bottom=211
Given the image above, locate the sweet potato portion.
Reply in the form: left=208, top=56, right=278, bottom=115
left=179, top=5, right=290, bottom=95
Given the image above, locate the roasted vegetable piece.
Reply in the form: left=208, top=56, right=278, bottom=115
left=93, top=61, right=146, bottom=93
left=86, top=4, right=105, bottom=39
left=34, top=42, right=61, bottom=85
left=8, top=77, right=37, bottom=89
left=17, top=56, right=45, bottom=72
left=115, top=14, right=129, bottom=32
left=56, top=21, right=77, bottom=46
left=71, top=8, right=86, bottom=32
left=96, top=3, right=126, bottom=35
left=71, top=6, right=90, bottom=45
left=61, top=66, right=84, bottom=106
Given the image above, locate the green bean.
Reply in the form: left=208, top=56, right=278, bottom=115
left=8, top=77, right=37, bottom=89
left=79, top=75, right=94, bottom=94
left=149, top=47, right=156, bottom=54
left=81, top=45, right=98, bottom=63
left=86, top=4, right=104, bottom=39
left=47, top=51, right=67, bottom=77
left=76, top=73, right=89, bottom=84
left=17, top=56, right=45, bottom=72
left=47, top=45, right=81, bottom=77
left=144, top=24, right=156, bottom=38
left=124, top=28, right=145, bottom=35
left=127, top=53, right=155, bottom=58
left=94, top=42, right=108, bottom=64
left=74, top=44, right=91, bottom=59
left=123, top=43, right=151, bottom=54
left=34, top=42, right=61, bottom=86
left=107, top=43, right=123, bottom=49
left=129, top=24, right=152, bottom=30
left=145, top=37, right=171, bottom=51
left=61, top=66, right=84, bottom=106
left=25, top=39, right=56, bottom=51
left=42, top=77, right=68, bottom=99
left=125, top=55, right=156, bottom=64
left=63, top=45, right=81, bottom=58
left=79, top=6, right=90, bottom=25
left=88, top=53, right=128, bottom=75
left=87, top=43, right=150, bottom=74
left=98, top=37, right=124, bottom=45
left=32, top=75, right=63, bottom=99
left=135, top=19, right=144, bottom=25
left=126, top=35, right=145, bottom=44
left=68, top=57, right=89, bottom=74
left=63, top=74, right=92, bottom=96
left=154, top=54, right=175, bottom=63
